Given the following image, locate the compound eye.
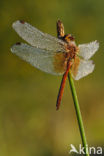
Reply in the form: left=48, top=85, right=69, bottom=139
left=69, top=35, right=75, bottom=41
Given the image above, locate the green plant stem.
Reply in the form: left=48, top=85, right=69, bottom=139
left=68, top=72, right=89, bottom=156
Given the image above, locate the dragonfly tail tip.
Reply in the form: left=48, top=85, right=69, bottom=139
left=56, top=105, right=59, bottom=111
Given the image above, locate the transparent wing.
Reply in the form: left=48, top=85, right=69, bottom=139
left=12, top=20, right=66, bottom=52
left=71, top=56, right=95, bottom=80
left=11, top=43, right=65, bottom=75
left=78, top=40, right=99, bottom=60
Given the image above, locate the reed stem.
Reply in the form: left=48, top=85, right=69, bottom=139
left=68, top=72, right=89, bottom=156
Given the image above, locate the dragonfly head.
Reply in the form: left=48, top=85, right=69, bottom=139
left=64, top=34, right=75, bottom=43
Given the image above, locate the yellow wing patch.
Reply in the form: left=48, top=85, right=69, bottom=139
left=53, top=52, right=67, bottom=73
left=71, top=56, right=80, bottom=77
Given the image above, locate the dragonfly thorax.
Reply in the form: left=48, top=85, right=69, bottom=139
left=59, top=33, right=77, bottom=60
left=65, top=44, right=78, bottom=61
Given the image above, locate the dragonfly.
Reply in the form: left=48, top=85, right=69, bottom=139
left=11, top=20, right=99, bottom=110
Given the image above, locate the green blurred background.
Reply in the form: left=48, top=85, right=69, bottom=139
left=0, top=0, right=104, bottom=155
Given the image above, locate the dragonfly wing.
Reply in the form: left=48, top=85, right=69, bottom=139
left=71, top=56, right=95, bottom=80
left=11, top=43, right=65, bottom=75
left=78, top=40, right=99, bottom=60
left=12, top=20, right=66, bottom=52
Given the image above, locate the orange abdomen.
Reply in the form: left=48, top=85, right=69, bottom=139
left=56, top=60, right=71, bottom=110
